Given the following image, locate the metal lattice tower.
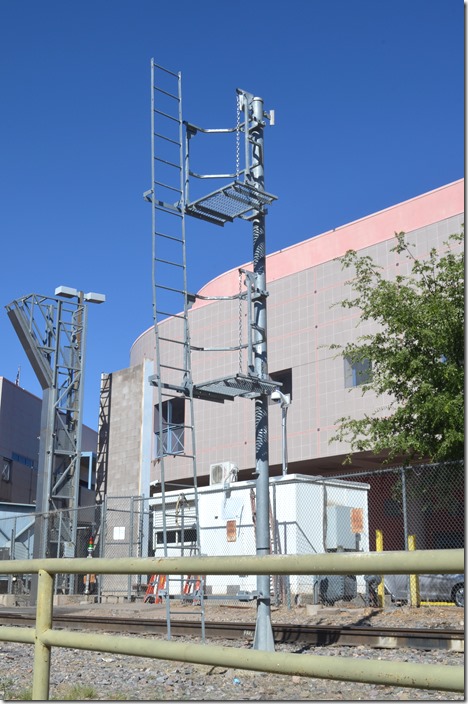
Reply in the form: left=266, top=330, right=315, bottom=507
left=6, top=291, right=95, bottom=595
left=145, top=61, right=277, bottom=649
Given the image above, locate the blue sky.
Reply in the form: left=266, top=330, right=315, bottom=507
left=0, top=0, right=463, bottom=428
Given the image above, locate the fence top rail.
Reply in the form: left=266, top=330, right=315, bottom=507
left=0, top=549, right=463, bottom=576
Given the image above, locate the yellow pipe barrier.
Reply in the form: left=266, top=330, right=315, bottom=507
left=408, top=535, right=421, bottom=608
left=0, top=627, right=35, bottom=644
left=375, top=530, right=385, bottom=607
left=0, top=549, right=464, bottom=698
left=41, top=627, right=463, bottom=693
left=0, top=548, right=463, bottom=577
left=32, top=569, right=53, bottom=700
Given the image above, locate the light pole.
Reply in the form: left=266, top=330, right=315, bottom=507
left=53, top=286, right=105, bottom=593
left=7, top=285, right=105, bottom=602
left=271, top=389, right=291, bottom=476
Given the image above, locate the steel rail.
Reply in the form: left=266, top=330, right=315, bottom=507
left=0, top=610, right=463, bottom=651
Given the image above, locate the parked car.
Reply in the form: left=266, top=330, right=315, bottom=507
left=384, top=574, right=464, bottom=607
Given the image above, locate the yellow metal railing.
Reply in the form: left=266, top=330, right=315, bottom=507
left=0, top=549, right=464, bottom=700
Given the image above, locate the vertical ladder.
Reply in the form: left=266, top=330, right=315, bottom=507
left=145, top=60, right=202, bottom=638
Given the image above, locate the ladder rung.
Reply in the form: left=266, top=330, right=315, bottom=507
left=155, top=283, right=185, bottom=294
left=154, top=257, right=184, bottom=268
left=154, top=156, right=182, bottom=170
left=153, top=108, right=181, bottom=124
left=154, top=85, right=180, bottom=101
left=154, top=230, right=184, bottom=243
left=159, top=457, right=195, bottom=463
left=158, top=336, right=186, bottom=345
left=153, top=131, right=181, bottom=147
left=159, top=363, right=190, bottom=373
left=155, top=310, right=186, bottom=320
left=154, top=180, right=181, bottom=194
left=152, top=61, right=179, bottom=78
left=155, top=204, right=183, bottom=217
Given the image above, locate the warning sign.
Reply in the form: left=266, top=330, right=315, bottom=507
left=351, top=508, right=363, bottom=534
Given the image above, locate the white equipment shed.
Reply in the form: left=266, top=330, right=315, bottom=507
left=149, top=473, right=370, bottom=600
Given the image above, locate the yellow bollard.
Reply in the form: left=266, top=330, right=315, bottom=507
left=32, top=569, right=54, bottom=700
left=375, top=530, right=384, bottom=608
left=408, top=535, right=421, bottom=607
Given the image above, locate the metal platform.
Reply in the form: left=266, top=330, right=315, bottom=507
left=186, top=181, right=277, bottom=226
left=193, top=373, right=279, bottom=402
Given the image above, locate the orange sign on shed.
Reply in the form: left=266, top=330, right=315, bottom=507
left=351, top=508, right=363, bottom=534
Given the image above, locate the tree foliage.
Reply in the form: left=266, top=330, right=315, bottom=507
left=331, top=230, right=464, bottom=464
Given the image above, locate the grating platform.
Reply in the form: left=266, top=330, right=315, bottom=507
left=185, top=181, right=277, bottom=226
left=192, top=373, right=279, bottom=402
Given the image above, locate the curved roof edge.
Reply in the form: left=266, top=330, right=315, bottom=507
left=130, top=178, right=464, bottom=357
left=194, top=178, right=464, bottom=304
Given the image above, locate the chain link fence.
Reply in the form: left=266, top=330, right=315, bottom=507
left=0, top=461, right=463, bottom=607
left=0, top=503, right=102, bottom=597
left=331, top=460, right=464, bottom=553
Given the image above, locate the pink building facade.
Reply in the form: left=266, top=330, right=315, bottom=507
left=103, top=180, right=464, bottom=497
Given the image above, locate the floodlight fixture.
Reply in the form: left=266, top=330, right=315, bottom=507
left=84, top=292, right=106, bottom=304
left=55, top=285, right=80, bottom=299
left=55, top=286, right=106, bottom=304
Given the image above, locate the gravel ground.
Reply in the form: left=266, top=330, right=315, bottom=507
left=0, top=602, right=464, bottom=701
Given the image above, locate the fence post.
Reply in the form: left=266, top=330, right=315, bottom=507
left=401, top=467, right=409, bottom=552
left=408, top=535, right=420, bottom=607
left=8, top=524, right=15, bottom=594
left=32, top=569, right=54, bottom=700
left=128, top=498, right=135, bottom=600
left=375, top=529, right=385, bottom=608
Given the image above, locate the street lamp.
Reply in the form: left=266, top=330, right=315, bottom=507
left=55, top=286, right=106, bottom=304
left=271, top=389, right=291, bottom=476
left=54, top=285, right=105, bottom=593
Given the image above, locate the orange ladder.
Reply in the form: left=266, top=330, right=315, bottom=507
left=183, top=575, right=203, bottom=604
left=144, top=574, right=166, bottom=603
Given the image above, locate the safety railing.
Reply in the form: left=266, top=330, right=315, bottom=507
left=0, top=549, right=464, bottom=700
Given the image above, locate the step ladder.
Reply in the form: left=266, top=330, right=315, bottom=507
left=182, top=574, right=204, bottom=604
left=144, top=574, right=166, bottom=604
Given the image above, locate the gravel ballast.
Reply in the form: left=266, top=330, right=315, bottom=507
left=0, top=602, right=463, bottom=700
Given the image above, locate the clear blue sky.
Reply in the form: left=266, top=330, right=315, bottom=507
left=0, top=0, right=463, bottom=428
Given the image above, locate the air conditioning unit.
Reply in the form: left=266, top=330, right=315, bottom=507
left=209, top=462, right=238, bottom=486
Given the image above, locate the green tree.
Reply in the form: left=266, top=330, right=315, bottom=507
left=331, top=230, right=464, bottom=464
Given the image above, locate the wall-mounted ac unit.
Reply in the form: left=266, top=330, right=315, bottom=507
left=209, top=462, right=238, bottom=486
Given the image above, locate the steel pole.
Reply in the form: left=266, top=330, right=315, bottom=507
left=250, top=95, right=274, bottom=652
left=281, top=406, right=289, bottom=476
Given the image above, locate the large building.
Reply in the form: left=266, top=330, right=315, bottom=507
left=100, top=179, right=464, bottom=501
left=0, top=376, right=98, bottom=506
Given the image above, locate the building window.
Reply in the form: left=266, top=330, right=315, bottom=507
left=2, top=459, right=11, bottom=483
left=156, top=528, right=197, bottom=545
left=11, top=452, right=35, bottom=470
left=269, top=368, right=292, bottom=402
left=344, top=357, right=372, bottom=388
left=154, top=397, right=185, bottom=457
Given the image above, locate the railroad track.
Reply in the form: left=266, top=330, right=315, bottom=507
left=0, top=610, right=463, bottom=652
